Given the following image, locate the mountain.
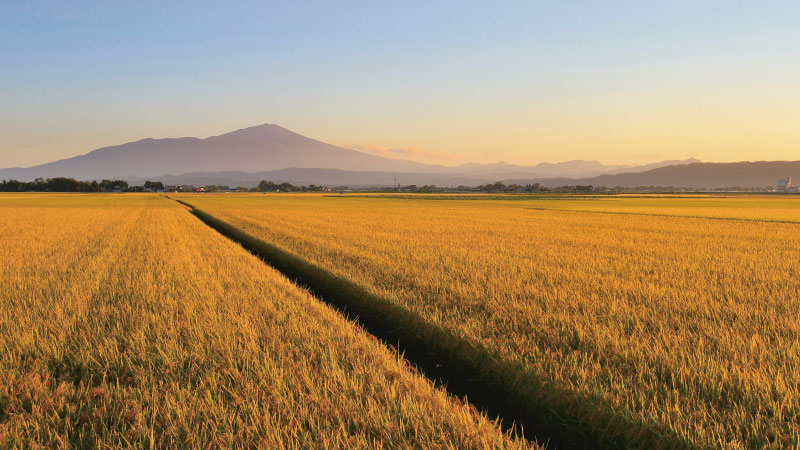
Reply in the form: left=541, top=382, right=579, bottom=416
left=503, top=161, right=800, bottom=189
left=0, top=123, right=700, bottom=182
left=0, top=124, right=444, bottom=181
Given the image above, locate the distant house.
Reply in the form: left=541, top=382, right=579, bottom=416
left=775, top=177, right=800, bottom=193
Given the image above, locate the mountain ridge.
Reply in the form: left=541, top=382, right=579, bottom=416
left=505, top=161, right=800, bottom=189
left=0, top=123, right=701, bottom=182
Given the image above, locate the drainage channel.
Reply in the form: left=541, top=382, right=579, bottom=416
left=170, top=197, right=594, bottom=450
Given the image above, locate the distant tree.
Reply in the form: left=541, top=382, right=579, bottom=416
left=526, top=183, right=541, bottom=192
left=99, top=179, right=128, bottom=191
left=143, top=180, right=165, bottom=191
left=257, top=180, right=278, bottom=192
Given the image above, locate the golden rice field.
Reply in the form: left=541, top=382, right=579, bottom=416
left=520, top=195, right=800, bottom=223
left=335, top=193, right=800, bottom=223
left=181, top=193, right=800, bottom=449
left=0, top=194, right=529, bottom=449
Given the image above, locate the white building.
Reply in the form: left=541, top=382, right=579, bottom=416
left=776, top=177, right=800, bottom=193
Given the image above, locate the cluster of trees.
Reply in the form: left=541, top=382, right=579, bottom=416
left=472, top=182, right=546, bottom=192
left=0, top=178, right=171, bottom=192
left=552, top=185, right=594, bottom=193
left=388, top=182, right=597, bottom=193
left=143, top=181, right=164, bottom=191
left=0, top=177, right=130, bottom=192
left=202, top=185, right=255, bottom=192
left=470, top=182, right=595, bottom=193
left=392, top=184, right=438, bottom=193
left=256, top=180, right=326, bottom=192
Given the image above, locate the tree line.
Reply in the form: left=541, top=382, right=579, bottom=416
left=397, top=182, right=595, bottom=193
left=0, top=178, right=325, bottom=193
left=0, top=178, right=165, bottom=192
left=256, top=180, right=326, bottom=192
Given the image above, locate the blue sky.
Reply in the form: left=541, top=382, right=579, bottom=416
left=2, top=1, right=799, bottom=167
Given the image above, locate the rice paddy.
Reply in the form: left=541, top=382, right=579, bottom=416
left=180, top=193, right=800, bottom=449
left=4, top=192, right=799, bottom=448
left=0, top=194, right=529, bottom=449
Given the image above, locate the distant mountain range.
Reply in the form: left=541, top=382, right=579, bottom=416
left=0, top=124, right=794, bottom=188
left=509, top=161, right=800, bottom=189
left=440, top=158, right=702, bottom=180
left=1, top=124, right=699, bottom=185
left=128, top=162, right=797, bottom=189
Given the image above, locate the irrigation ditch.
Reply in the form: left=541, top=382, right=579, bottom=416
left=166, top=196, right=689, bottom=450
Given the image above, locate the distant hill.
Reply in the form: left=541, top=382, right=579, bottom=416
left=504, top=161, right=800, bottom=188
left=0, top=123, right=699, bottom=182
left=445, top=158, right=700, bottom=179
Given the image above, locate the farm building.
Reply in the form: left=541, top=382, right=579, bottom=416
left=775, top=177, right=800, bottom=193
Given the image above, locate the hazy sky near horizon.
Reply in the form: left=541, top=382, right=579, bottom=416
left=2, top=1, right=799, bottom=168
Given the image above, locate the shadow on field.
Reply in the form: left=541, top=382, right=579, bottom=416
left=167, top=196, right=689, bottom=450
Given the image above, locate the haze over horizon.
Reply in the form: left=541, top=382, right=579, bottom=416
left=2, top=1, right=799, bottom=168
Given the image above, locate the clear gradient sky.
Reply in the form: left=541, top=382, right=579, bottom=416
left=2, top=1, right=799, bottom=167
